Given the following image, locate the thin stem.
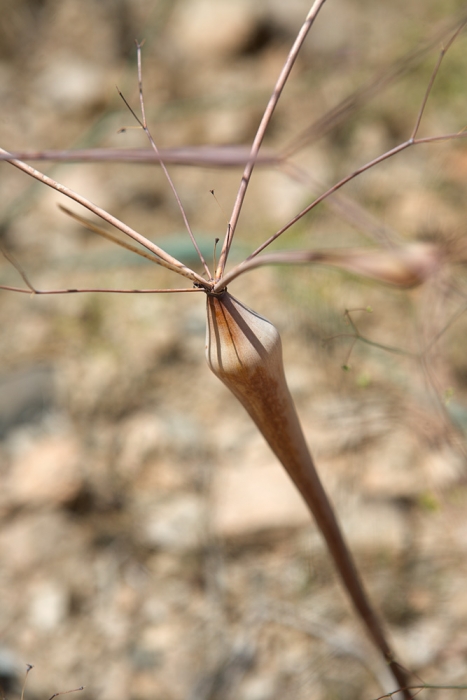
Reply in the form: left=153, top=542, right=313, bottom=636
left=423, top=303, right=467, bottom=354
left=282, top=11, right=467, bottom=160
left=136, top=40, right=148, bottom=127
left=20, top=665, right=34, bottom=700
left=413, top=131, right=467, bottom=144
left=376, top=684, right=467, bottom=700
left=280, top=161, right=401, bottom=248
left=343, top=309, right=416, bottom=359
left=0, top=147, right=209, bottom=288
left=217, top=19, right=467, bottom=275
left=215, top=235, right=437, bottom=290
left=59, top=205, right=166, bottom=266
left=118, top=42, right=211, bottom=279
left=230, top=129, right=467, bottom=275
left=1, top=243, right=38, bottom=292
left=0, top=146, right=280, bottom=167
left=135, top=43, right=211, bottom=279
left=214, top=0, right=328, bottom=281
left=411, top=18, right=467, bottom=140
left=0, top=15, right=464, bottom=172
left=48, top=687, right=84, bottom=700
left=0, top=285, right=204, bottom=295
left=242, top=141, right=411, bottom=264
left=266, top=607, right=392, bottom=691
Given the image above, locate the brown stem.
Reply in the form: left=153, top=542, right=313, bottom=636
left=215, top=0, right=328, bottom=281
left=0, top=147, right=209, bottom=288
left=206, top=291, right=413, bottom=699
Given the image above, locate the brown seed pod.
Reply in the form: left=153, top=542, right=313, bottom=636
left=206, top=290, right=411, bottom=697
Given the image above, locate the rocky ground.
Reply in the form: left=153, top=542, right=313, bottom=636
left=1, top=1, right=467, bottom=699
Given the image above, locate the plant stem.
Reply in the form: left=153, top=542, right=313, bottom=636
left=206, top=292, right=412, bottom=699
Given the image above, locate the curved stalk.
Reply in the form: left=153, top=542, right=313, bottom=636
left=214, top=242, right=441, bottom=290
left=0, top=148, right=209, bottom=288
left=206, top=291, right=413, bottom=699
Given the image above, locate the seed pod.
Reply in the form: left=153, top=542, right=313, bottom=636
left=206, top=290, right=411, bottom=696
left=312, top=242, right=441, bottom=288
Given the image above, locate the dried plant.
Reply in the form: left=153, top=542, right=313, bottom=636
left=1, top=2, right=467, bottom=698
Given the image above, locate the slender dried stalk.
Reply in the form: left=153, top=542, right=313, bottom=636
left=216, top=242, right=442, bottom=289
left=214, top=0, right=328, bottom=281
left=0, top=147, right=209, bottom=287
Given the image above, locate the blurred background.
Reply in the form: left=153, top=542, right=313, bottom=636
left=1, top=1, right=467, bottom=698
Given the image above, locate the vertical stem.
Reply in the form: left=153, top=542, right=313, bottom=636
left=215, top=0, right=328, bottom=281
left=206, top=292, right=413, bottom=699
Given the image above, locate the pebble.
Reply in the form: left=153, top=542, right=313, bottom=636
left=0, top=512, right=81, bottom=575
left=35, top=57, right=108, bottom=112
left=169, top=0, right=255, bottom=59
left=28, top=580, right=68, bottom=630
left=6, top=434, right=82, bottom=507
left=392, top=617, right=449, bottom=668
left=212, top=453, right=310, bottom=537
left=142, top=493, right=205, bottom=551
